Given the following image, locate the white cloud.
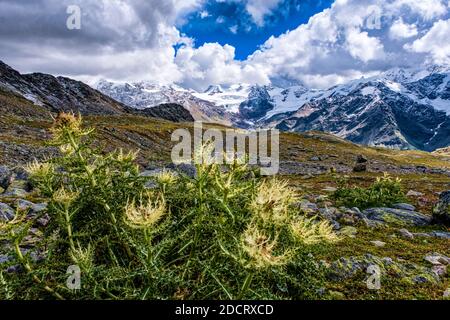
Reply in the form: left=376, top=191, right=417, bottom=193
left=174, top=42, right=269, bottom=90
left=244, top=0, right=283, bottom=26
left=345, top=28, right=385, bottom=62
left=407, top=19, right=450, bottom=64
left=1, top=0, right=449, bottom=91
left=199, top=10, right=210, bottom=19
left=229, top=25, right=238, bottom=34
left=389, top=18, right=418, bottom=39
left=391, top=0, right=447, bottom=21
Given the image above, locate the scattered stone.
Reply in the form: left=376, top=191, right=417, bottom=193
left=356, top=155, right=368, bottom=163
left=299, top=199, right=318, bottom=213
left=15, top=199, right=35, bottom=211
left=362, top=207, right=432, bottom=227
left=432, top=190, right=450, bottom=226
left=432, top=265, right=447, bottom=277
left=406, top=190, right=424, bottom=197
left=0, top=166, right=12, bottom=189
left=310, top=156, right=321, bottom=161
left=392, top=203, right=416, bottom=211
left=424, top=253, right=450, bottom=266
left=353, top=163, right=367, bottom=172
left=0, top=202, right=15, bottom=222
left=428, top=231, right=450, bottom=240
left=167, top=163, right=197, bottom=178
left=322, top=186, right=337, bottom=193
left=328, top=254, right=441, bottom=285
left=444, top=288, right=450, bottom=299
left=370, top=240, right=386, bottom=247
left=2, top=180, right=29, bottom=198
left=398, top=228, right=414, bottom=239
left=37, top=213, right=51, bottom=227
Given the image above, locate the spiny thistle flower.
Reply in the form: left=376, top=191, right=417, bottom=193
left=70, top=243, right=94, bottom=273
left=377, top=172, right=401, bottom=184
left=59, top=144, right=75, bottom=156
left=53, top=188, right=79, bottom=207
left=116, top=149, right=138, bottom=163
left=156, top=170, right=178, bottom=186
left=241, top=224, right=291, bottom=269
left=250, top=179, right=297, bottom=225
left=25, top=160, right=55, bottom=180
left=50, top=112, right=93, bottom=143
left=290, top=216, right=340, bottom=245
left=124, top=198, right=166, bottom=229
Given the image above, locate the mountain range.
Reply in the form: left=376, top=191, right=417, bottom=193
left=97, top=66, right=450, bottom=151
left=1, top=59, right=449, bottom=151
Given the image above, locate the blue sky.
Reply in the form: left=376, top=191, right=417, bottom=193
left=0, top=0, right=448, bottom=90
left=180, top=0, right=334, bottom=60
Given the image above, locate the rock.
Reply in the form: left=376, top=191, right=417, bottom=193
left=356, top=155, right=368, bottom=163
left=0, top=166, right=12, bottom=189
left=15, top=199, right=35, bottom=211
left=362, top=208, right=432, bottom=227
left=428, top=231, right=450, bottom=240
left=36, top=213, right=51, bottom=227
left=444, top=288, right=450, bottom=299
left=3, top=180, right=29, bottom=198
left=310, top=156, right=321, bottom=161
left=0, top=203, right=15, bottom=221
left=299, top=199, right=318, bottom=213
left=0, top=254, right=12, bottom=264
left=322, top=186, right=337, bottom=193
left=406, top=190, right=424, bottom=197
left=398, top=228, right=414, bottom=239
left=339, top=226, right=357, bottom=237
left=424, top=253, right=450, bottom=266
left=370, top=240, right=386, bottom=247
left=433, top=191, right=450, bottom=226
left=167, top=163, right=197, bottom=178
left=432, top=265, right=447, bottom=277
left=353, top=163, right=367, bottom=172
left=392, top=203, right=416, bottom=211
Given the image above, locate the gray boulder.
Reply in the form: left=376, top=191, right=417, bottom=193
left=363, top=207, right=432, bottom=227
left=392, top=203, right=416, bottom=211
left=433, top=191, right=450, bottom=226
left=0, top=203, right=15, bottom=221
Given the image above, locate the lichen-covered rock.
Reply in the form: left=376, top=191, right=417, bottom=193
left=392, top=203, right=416, bottom=211
left=0, top=202, right=15, bottom=221
left=433, top=191, right=450, bottom=226
left=327, top=254, right=441, bottom=285
left=363, top=208, right=431, bottom=227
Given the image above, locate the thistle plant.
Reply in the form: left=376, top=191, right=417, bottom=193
left=2, top=113, right=339, bottom=300
left=333, top=173, right=407, bottom=209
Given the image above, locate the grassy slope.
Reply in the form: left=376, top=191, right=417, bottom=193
left=1, top=92, right=449, bottom=300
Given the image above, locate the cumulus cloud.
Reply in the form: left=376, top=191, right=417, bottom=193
left=389, top=18, right=418, bottom=39
left=407, top=19, right=450, bottom=64
left=0, top=0, right=449, bottom=91
left=244, top=0, right=283, bottom=26
left=174, top=42, right=269, bottom=90
left=345, top=29, right=385, bottom=62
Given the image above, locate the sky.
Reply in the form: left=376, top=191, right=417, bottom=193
left=0, top=0, right=449, bottom=91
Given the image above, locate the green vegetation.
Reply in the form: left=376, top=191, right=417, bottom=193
left=0, top=113, right=339, bottom=300
left=332, top=173, right=407, bottom=210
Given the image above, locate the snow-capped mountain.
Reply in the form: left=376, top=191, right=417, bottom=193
left=96, top=80, right=242, bottom=125
left=96, top=65, right=450, bottom=151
